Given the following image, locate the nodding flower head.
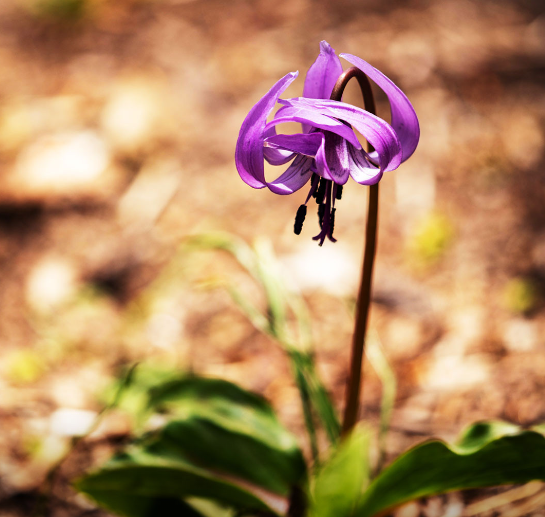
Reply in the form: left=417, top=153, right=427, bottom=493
left=235, top=41, right=420, bottom=245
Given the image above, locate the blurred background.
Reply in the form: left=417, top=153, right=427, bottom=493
left=0, top=0, right=544, bottom=515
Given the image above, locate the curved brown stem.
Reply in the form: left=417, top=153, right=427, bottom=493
left=329, top=67, right=379, bottom=436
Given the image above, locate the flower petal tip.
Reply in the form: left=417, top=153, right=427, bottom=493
left=319, top=40, right=334, bottom=53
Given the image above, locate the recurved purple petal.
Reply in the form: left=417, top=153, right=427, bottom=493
left=264, top=132, right=323, bottom=157
left=270, top=102, right=361, bottom=150
left=235, top=72, right=298, bottom=189
left=340, top=53, right=420, bottom=162
left=265, top=132, right=334, bottom=192
left=347, top=144, right=383, bottom=185
left=302, top=41, right=343, bottom=133
left=322, top=132, right=351, bottom=185
left=262, top=125, right=295, bottom=166
left=267, top=154, right=314, bottom=195
left=280, top=97, right=401, bottom=173
left=304, top=41, right=343, bottom=100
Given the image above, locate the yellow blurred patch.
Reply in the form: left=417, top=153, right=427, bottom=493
left=502, top=278, right=537, bottom=314
left=407, top=213, right=455, bottom=267
left=5, top=349, right=46, bottom=384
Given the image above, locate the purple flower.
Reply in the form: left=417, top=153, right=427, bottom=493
left=235, top=41, right=420, bottom=245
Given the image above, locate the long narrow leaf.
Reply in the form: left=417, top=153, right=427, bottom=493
left=186, top=233, right=340, bottom=449
left=290, top=350, right=340, bottom=444
left=365, top=333, right=396, bottom=474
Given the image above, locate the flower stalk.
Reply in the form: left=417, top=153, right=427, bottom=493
left=328, top=68, right=379, bottom=436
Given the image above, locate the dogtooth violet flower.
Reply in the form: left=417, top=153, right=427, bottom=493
left=235, top=41, right=420, bottom=245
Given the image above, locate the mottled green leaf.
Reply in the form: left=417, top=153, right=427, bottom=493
left=357, top=421, right=545, bottom=517
left=147, top=376, right=306, bottom=494
left=79, top=376, right=305, bottom=516
left=77, top=447, right=273, bottom=515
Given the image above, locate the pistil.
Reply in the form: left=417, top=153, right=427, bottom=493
left=312, top=180, right=337, bottom=246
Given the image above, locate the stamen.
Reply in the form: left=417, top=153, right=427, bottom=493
left=329, top=208, right=336, bottom=237
left=310, top=174, right=319, bottom=195
left=335, top=185, right=343, bottom=200
left=315, top=178, right=327, bottom=203
left=305, top=174, right=320, bottom=204
left=318, top=203, right=325, bottom=228
left=294, top=204, right=307, bottom=235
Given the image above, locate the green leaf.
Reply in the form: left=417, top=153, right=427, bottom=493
left=78, top=490, right=208, bottom=517
left=289, top=350, right=340, bottom=445
left=357, top=421, right=545, bottom=517
left=253, top=238, right=288, bottom=341
left=310, top=427, right=370, bottom=517
left=77, top=448, right=274, bottom=515
left=532, top=424, right=545, bottom=435
left=184, top=233, right=340, bottom=451
left=79, top=376, right=305, bottom=516
left=183, top=233, right=259, bottom=279
left=147, top=376, right=306, bottom=494
left=365, top=334, right=396, bottom=473
left=103, top=364, right=181, bottom=427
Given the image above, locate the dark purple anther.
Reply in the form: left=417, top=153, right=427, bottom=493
left=294, top=204, right=307, bottom=235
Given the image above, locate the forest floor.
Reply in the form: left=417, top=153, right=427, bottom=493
left=0, top=0, right=545, bottom=515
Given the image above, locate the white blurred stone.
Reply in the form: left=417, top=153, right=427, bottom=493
left=49, top=408, right=97, bottom=437
left=26, top=256, right=77, bottom=313
left=280, top=243, right=359, bottom=296
left=424, top=307, right=491, bottom=393
left=434, top=307, right=485, bottom=356
left=423, top=497, right=443, bottom=517
left=395, top=501, right=420, bottom=517
left=101, top=78, right=169, bottom=151
left=443, top=493, right=463, bottom=517
left=50, top=376, right=88, bottom=408
left=146, top=312, right=183, bottom=350
left=502, top=318, right=537, bottom=352
left=147, top=413, right=168, bottom=431
left=117, top=157, right=181, bottom=228
left=13, top=130, right=112, bottom=198
left=383, top=315, right=424, bottom=360
left=424, top=354, right=491, bottom=391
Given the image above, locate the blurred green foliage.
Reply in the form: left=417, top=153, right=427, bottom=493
left=183, top=233, right=341, bottom=458
left=101, top=363, right=179, bottom=428
left=78, top=374, right=306, bottom=516
left=81, top=367, right=545, bottom=517
left=77, top=234, right=545, bottom=517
